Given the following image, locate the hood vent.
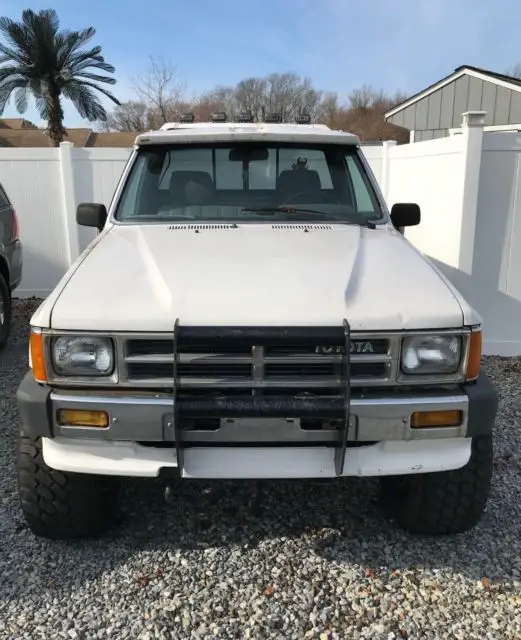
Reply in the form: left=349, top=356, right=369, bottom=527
left=271, top=224, right=332, bottom=231
left=168, top=223, right=238, bottom=231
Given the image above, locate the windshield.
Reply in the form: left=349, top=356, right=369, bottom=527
left=114, top=142, right=384, bottom=223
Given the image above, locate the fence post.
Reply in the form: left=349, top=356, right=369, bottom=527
left=381, top=140, right=397, bottom=202
left=458, top=111, right=486, bottom=274
left=59, top=141, right=81, bottom=266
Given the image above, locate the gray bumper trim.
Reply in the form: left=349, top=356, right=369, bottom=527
left=17, top=372, right=498, bottom=443
left=49, top=390, right=470, bottom=443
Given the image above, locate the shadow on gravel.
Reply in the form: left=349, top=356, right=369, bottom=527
left=4, top=460, right=519, bottom=605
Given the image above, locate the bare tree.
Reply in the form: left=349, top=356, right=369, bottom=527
left=231, top=72, right=322, bottom=121
left=316, top=92, right=341, bottom=127
left=193, top=85, right=237, bottom=120
left=508, top=63, right=521, bottom=79
left=132, top=56, right=186, bottom=124
left=105, top=60, right=409, bottom=141
left=101, top=100, right=149, bottom=132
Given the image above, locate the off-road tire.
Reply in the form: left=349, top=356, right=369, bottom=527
left=0, top=272, right=11, bottom=349
left=380, top=435, right=493, bottom=535
left=17, top=433, right=120, bottom=540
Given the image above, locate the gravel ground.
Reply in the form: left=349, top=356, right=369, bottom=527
left=1, top=298, right=521, bottom=640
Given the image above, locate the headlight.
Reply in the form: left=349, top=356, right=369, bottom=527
left=52, top=336, right=114, bottom=376
left=401, top=335, right=462, bottom=375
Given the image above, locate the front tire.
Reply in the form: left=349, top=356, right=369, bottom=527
left=17, top=434, right=120, bottom=540
left=380, top=435, right=493, bottom=535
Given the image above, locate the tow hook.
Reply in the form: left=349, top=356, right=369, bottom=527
left=164, top=483, right=174, bottom=504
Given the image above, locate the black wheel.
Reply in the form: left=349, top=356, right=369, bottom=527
left=17, top=433, right=120, bottom=540
left=0, top=272, right=11, bottom=349
left=379, top=435, right=493, bottom=535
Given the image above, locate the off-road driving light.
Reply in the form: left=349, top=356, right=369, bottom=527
left=236, top=111, right=254, bottom=123
left=411, top=410, right=463, bottom=428
left=180, top=112, right=195, bottom=123
left=295, top=113, right=311, bottom=124
left=57, top=409, right=109, bottom=428
left=211, top=112, right=227, bottom=123
left=265, top=112, right=281, bottom=123
left=401, top=335, right=461, bottom=375
left=52, top=336, right=114, bottom=376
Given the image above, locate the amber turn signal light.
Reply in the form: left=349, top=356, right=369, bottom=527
left=30, top=329, right=47, bottom=383
left=411, top=410, right=463, bottom=428
left=57, top=409, right=109, bottom=428
left=466, top=330, right=482, bottom=381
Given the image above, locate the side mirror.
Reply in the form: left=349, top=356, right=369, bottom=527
left=390, top=203, right=421, bottom=229
left=76, top=203, right=107, bottom=231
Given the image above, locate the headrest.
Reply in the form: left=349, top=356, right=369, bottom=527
left=169, top=170, right=214, bottom=192
left=168, top=170, right=214, bottom=205
left=276, top=169, right=321, bottom=196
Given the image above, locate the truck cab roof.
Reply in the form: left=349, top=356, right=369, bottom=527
left=134, top=122, right=361, bottom=147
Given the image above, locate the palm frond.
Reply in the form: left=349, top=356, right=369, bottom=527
left=69, top=58, right=115, bottom=74
left=0, top=77, right=27, bottom=113
left=74, top=72, right=116, bottom=85
left=62, top=82, right=106, bottom=120
left=74, top=79, right=120, bottom=106
left=14, top=85, right=27, bottom=111
left=0, top=65, right=24, bottom=81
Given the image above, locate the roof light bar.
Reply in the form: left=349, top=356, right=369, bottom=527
left=211, top=112, right=227, bottom=123
left=264, top=112, right=281, bottom=123
left=180, top=113, right=195, bottom=123
left=295, top=113, right=311, bottom=124
left=236, top=111, right=254, bottom=123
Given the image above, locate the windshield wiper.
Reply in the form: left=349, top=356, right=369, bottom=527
left=241, top=207, right=378, bottom=228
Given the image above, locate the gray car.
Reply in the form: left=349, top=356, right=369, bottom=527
left=0, top=181, right=22, bottom=348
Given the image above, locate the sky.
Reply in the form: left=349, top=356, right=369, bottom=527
left=1, top=0, right=521, bottom=128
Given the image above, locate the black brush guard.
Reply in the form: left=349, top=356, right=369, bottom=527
left=172, top=320, right=351, bottom=476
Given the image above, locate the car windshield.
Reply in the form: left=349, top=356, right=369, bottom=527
left=114, top=142, right=384, bottom=224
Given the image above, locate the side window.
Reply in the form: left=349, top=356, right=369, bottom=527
left=278, top=148, right=333, bottom=188
left=345, top=155, right=377, bottom=213
left=0, top=185, right=10, bottom=209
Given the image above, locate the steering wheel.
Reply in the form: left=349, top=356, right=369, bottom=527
left=280, top=190, right=342, bottom=207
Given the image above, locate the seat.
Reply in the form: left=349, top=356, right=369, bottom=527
left=166, top=170, right=215, bottom=209
left=276, top=169, right=322, bottom=203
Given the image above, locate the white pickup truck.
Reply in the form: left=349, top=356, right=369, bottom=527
left=16, top=112, right=498, bottom=540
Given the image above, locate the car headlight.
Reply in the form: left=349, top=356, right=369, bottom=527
left=401, top=335, right=462, bottom=375
left=52, top=336, right=114, bottom=376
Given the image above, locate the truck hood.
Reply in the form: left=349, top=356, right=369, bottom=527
left=47, top=223, right=470, bottom=331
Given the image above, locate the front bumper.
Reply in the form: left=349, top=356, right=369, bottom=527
left=17, top=373, right=497, bottom=478
left=17, top=372, right=498, bottom=443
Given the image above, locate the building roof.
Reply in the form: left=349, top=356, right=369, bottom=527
left=137, top=122, right=360, bottom=146
left=385, top=65, right=521, bottom=120
left=0, top=125, right=138, bottom=148
left=86, top=131, right=140, bottom=147
left=0, top=118, right=28, bottom=129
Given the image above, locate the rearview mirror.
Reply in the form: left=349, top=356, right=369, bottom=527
left=390, top=203, right=421, bottom=229
left=229, top=147, right=269, bottom=162
left=77, top=203, right=107, bottom=231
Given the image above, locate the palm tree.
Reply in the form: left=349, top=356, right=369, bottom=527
left=0, top=8, right=120, bottom=146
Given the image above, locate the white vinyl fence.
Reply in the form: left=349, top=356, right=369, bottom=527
left=2, top=112, right=521, bottom=355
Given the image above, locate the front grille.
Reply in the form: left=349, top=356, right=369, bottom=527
left=122, top=328, right=395, bottom=389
